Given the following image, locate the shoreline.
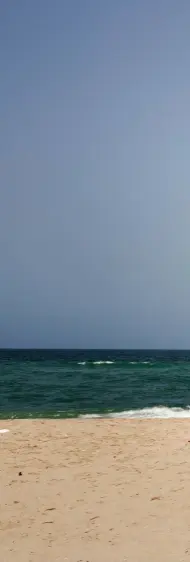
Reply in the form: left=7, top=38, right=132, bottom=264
left=1, top=419, right=190, bottom=561
left=1, top=404, right=190, bottom=420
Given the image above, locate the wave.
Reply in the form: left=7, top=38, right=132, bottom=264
left=1, top=406, right=190, bottom=420
left=129, top=361, right=137, bottom=364
left=128, top=361, right=151, bottom=364
left=77, top=360, right=114, bottom=365
left=77, top=360, right=152, bottom=366
left=80, top=406, right=190, bottom=419
left=93, top=360, right=114, bottom=365
left=142, top=361, right=151, bottom=364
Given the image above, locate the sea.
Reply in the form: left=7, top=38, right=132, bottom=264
left=1, top=349, right=190, bottom=419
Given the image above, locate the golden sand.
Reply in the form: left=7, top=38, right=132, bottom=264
left=1, top=419, right=190, bottom=561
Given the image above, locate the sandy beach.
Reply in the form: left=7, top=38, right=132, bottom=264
left=1, top=419, right=190, bottom=562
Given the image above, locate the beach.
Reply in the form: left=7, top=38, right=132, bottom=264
left=1, top=420, right=190, bottom=561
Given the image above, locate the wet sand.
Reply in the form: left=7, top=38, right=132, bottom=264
left=1, top=419, right=190, bottom=561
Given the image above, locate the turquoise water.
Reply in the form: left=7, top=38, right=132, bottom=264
left=1, top=349, right=190, bottom=418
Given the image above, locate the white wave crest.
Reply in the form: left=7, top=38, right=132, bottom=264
left=80, top=407, right=190, bottom=419
left=129, top=361, right=138, bottom=364
left=78, top=360, right=114, bottom=365
left=142, top=361, right=151, bottom=364
left=129, top=361, right=151, bottom=365
left=93, top=361, right=114, bottom=365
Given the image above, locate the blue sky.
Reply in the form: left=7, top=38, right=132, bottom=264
left=1, top=1, right=190, bottom=348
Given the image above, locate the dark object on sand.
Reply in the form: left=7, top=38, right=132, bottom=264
left=18, top=471, right=22, bottom=476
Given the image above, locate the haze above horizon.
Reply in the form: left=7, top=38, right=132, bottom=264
left=1, top=1, right=190, bottom=349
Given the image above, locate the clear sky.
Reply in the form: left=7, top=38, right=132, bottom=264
left=1, top=0, right=190, bottom=348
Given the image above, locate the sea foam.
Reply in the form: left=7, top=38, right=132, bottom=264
left=80, top=406, right=190, bottom=419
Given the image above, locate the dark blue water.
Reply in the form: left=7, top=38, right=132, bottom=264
left=1, top=349, right=190, bottom=418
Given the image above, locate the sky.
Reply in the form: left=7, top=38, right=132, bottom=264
left=1, top=0, right=190, bottom=348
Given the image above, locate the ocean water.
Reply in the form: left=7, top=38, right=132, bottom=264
left=1, top=349, right=190, bottom=419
